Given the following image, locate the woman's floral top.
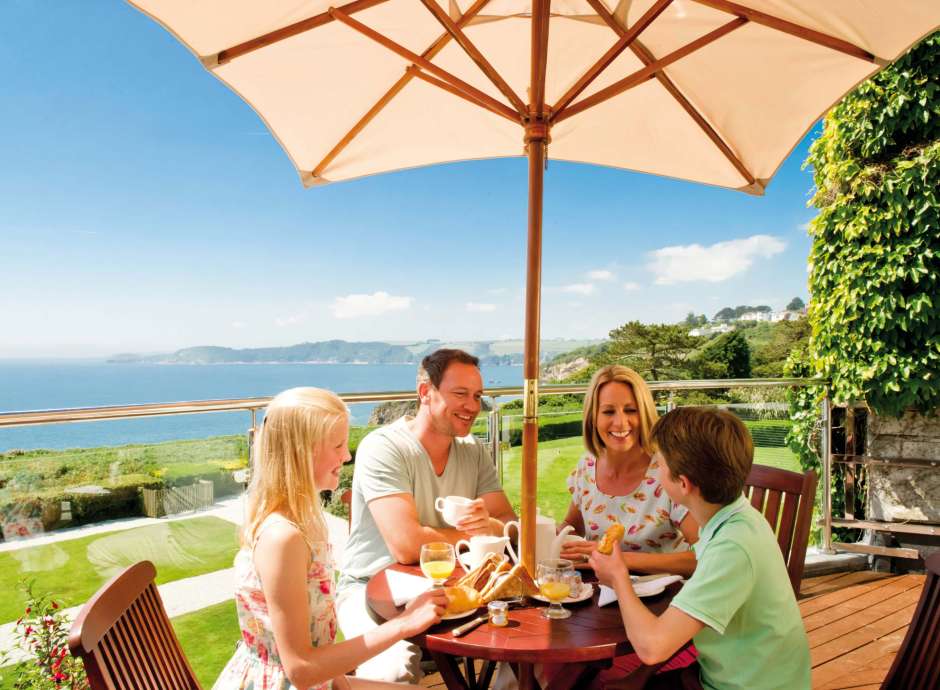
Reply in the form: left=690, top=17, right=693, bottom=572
left=567, top=453, right=690, bottom=553
left=212, top=516, right=337, bottom=690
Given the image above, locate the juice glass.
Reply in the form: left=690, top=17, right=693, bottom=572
left=420, top=542, right=456, bottom=586
left=537, top=558, right=573, bottom=619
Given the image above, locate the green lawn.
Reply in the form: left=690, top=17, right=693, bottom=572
left=0, top=516, right=239, bottom=623
left=499, top=435, right=801, bottom=524
left=172, top=599, right=241, bottom=687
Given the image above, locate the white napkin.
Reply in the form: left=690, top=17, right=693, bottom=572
left=598, top=575, right=684, bottom=606
left=386, top=569, right=433, bottom=607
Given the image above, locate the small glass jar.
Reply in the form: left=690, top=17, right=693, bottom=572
left=487, top=600, right=509, bottom=627
left=562, top=570, right=582, bottom=598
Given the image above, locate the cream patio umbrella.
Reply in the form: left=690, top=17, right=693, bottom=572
left=130, top=0, right=939, bottom=573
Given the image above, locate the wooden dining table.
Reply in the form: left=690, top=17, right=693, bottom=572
left=365, top=563, right=681, bottom=690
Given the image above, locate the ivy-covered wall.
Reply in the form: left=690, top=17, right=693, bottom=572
left=787, top=32, right=939, bottom=546
left=802, top=31, right=940, bottom=417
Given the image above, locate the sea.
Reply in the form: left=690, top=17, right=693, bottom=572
left=0, top=360, right=523, bottom=452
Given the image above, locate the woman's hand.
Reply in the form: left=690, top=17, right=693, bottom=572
left=455, top=499, right=494, bottom=536
left=397, top=588, right=447, bottom=637
left=560, top=537, right=596, bottom=563
left=589, top=541, right=631, bottom=590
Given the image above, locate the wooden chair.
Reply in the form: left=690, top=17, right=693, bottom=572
left=882, top=550, right=940, bottom=689
left=69, top=560, right=202, bottom=690
left=745, top=464, right=818, bottom=596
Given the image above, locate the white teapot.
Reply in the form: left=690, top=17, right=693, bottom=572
left=503, top=510, right=575, bottom=564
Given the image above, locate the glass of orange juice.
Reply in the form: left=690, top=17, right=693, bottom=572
left=420, top=542, right=456, bottom=587
left=537, top=558, right=573, bottom=619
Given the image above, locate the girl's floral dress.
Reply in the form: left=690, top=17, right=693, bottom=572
left=213, top=517, right=337, bottom=690
left=567, top=453, right=690, bottom=553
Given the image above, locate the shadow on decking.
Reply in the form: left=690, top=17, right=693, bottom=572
left=419, top=571, right=926, bottom=690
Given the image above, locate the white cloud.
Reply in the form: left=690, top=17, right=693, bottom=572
left=466, top=302, right=496, bottom=313
left=623, top=282, right=640, bottom=292
left=588, top=269, right=615, bottom=281
left=275, top=313, right=306, bottom=327
left=231, top=321, right=247, bottom=329
left=562, top=283, right=595, bottom=296
left=647, top=234, right=786, bottom=285
left=331, top=291, right=413, bottom=319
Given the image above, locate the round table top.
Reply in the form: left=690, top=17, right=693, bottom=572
left=365, top=563, right=679, bottom=664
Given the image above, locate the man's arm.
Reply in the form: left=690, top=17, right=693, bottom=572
left=477, top=489, right=517, bottom=533
left=368, top=493, right=465, bottom=564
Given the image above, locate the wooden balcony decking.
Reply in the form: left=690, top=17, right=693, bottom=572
left=419, top=570, right=926, bottom=689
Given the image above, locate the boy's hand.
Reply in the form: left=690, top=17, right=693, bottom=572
left=589, top=540, right=631, bottom=589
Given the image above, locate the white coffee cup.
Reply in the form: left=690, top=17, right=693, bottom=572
left=434, top=495, right=474, bottom=526
left=455, top=535, right=518, bottom=571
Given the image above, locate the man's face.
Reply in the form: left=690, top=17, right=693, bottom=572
left=422, top=362, right=483, bottom=438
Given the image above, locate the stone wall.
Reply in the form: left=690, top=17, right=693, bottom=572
left=866, top=409, right=940, bottom=524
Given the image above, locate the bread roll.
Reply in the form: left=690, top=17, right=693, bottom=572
left=444, top=585, right=482, bottom=614
left=597, top=523, right=625, bottom=555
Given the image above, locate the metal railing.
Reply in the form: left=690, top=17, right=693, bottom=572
left=1, top=377, right=832, bottom=541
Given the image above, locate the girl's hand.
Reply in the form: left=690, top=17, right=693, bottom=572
left=397, top=588, right=447, bottom=637
left=589, top=541, right=630, bottom=589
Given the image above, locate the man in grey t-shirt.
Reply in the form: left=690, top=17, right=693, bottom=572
left=337, top=349, right=517, bottom=682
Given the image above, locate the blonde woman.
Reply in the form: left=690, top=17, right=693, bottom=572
left=560, top=365, right=699, bottom=575
left=213, top=387, right=447, bottom=690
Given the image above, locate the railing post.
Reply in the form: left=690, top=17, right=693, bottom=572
left=820, top=393, right=834, bottom=554
left=489, top=396, right=502, bottom=482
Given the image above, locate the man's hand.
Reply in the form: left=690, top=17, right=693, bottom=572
left=454, top=498, right=498, bottom=536
left=589, top=540, right=631, bottom=590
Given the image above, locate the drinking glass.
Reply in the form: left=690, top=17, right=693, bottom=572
left=537, top=558, right=573, bottom=619
left=420, top=542, right=456, bottom=587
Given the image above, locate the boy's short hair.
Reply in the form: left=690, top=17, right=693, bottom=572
left=417, top=348, right=480, bottom=389
left=651, top=407, right=754, bottom=505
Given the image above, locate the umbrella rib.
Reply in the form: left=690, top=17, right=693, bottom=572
left=210, top=0, right=390, bottom=66
left=552, top=0, right=673, bottom=118
left=552, top=17, right=747, bottom=125
left=689, top=0, right=878, bottom=63
left=311, top=0, right=493, bottom=180
left=418, top=0, right=528, bottom=117
left=329, top=8, right=520, bottom=123
left=409, top=68, right=521, bottom=122
left=585, top=0, right=757, bottom=188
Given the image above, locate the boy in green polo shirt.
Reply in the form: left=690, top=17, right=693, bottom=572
left=589, top=407, right=811, bottom=690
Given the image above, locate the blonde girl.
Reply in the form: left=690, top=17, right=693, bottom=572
left=213, top=387, right=446, bottom=690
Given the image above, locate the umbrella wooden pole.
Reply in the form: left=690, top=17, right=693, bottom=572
left=520, top=0, right=550, bottom=577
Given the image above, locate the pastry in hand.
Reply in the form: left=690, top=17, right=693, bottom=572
left=444, top=585, right=482, bottom=615
left=597, top=523, right=625, bottom=555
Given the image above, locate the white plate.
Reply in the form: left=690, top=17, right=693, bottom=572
left=441, top=607, right=481, bottom=621
left=531, top=583, right=594, bottom=604
left=634, top=583, right=666, bottom=598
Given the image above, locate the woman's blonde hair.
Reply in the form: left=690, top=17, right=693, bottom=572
left=582, top=365, right=659, bottom=458
left=243, top=387, right=348, bottom=547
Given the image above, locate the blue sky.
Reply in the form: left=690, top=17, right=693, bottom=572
left=1, top=2, right=819, bottom=358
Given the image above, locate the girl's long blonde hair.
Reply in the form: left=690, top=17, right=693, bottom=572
left=243, top=387, right=348, bottom=547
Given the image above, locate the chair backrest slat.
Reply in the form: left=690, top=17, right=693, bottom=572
left=744, top=464, right=817, bottom=596
left=70, top=561, right=202, bottom=690
left=883, top=552, right=940, bottom=689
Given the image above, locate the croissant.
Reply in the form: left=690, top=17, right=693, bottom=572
left=444, top=585, right=482, bottom=614
left=597, top=523, right=625, bottom=555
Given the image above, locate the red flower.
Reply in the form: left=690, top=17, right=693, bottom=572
left=51, top=601, right=59, bottom=609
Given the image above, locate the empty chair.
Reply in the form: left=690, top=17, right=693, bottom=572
left=69, top=560, right=201, bottom=690
left=882, top=551, right=940, bottom=689
left=744, top=464, right=818, bottom=596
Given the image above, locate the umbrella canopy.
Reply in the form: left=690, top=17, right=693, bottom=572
left=130, top=0, right=939, bottom=572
